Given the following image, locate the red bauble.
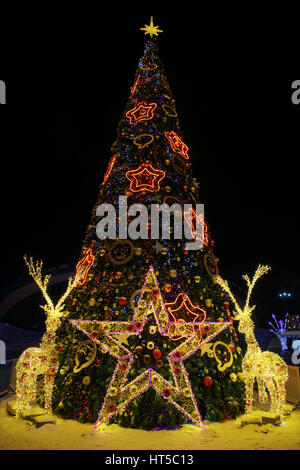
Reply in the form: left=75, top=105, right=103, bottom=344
left=118, top=297, right=127, bottom=306
left=203, top=377, right=213, bottom=387
left=153, top=349, right=162, bottom=359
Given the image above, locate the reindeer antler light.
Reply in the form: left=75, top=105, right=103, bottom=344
left=216, top=264, right=271, bottom=319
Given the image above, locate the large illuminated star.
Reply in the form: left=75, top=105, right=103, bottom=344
left=126, top=163, right=165, bottom=192
left=70, top=267, right=230, bottom=430
left=140, top=16, right=163, bottom=38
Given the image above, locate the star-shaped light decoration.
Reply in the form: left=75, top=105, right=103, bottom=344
left=126, top=101, right=157, bottom=124
left=70, top=266, right=230, bottom=430
left=153, top=240, right=164, bottom=254
left=140, top=16, right=163, bottom=38
left=166, top=293, right=206, bottom=322
left=184, top=207, right=209, bottom=247
left=75, top=242, right=95, bottom=286
left=126, top=163, right=166, bottom=193
left=165, top=131, right=190, bottom=160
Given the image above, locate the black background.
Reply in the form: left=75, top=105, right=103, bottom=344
left=1, top=6, right=299, bottom=328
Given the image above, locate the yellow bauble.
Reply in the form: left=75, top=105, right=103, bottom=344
left=82, top=376, right=91, bottom=386
left=237, top=372, right=244, bottom=381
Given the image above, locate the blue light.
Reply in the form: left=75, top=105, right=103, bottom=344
left=278, top=292, right=292, bottom=298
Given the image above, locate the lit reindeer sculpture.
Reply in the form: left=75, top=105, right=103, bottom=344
left=16, top=256, right=84, bottom=417
left=217, top=265, right=288, bottom=418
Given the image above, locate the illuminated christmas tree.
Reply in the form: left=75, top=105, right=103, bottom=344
left=50, top=18, right=245, bottom=429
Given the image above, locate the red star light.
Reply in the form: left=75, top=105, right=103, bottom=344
left=166, top=292, right=207, bottom=340
left=184, top=207, right=209, bottom=246
left=75, top=242, right=95, bottom=286
left=126, top=101, right=157, bottom=124
left=126, top=163, right=166, bottom=193
left=165, top=131, right=190, bottom=160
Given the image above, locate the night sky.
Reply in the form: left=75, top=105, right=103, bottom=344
left=1, top=7, right=299, bottom=328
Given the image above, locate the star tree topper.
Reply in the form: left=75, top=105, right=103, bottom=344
left=140, top=16, right=163, bottom=38
left=70, top=267, right=230, bottom=430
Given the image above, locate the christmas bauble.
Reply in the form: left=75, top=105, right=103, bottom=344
left=203, top=377, right=213, bottom=387
left=153, top=349, right=162, bottom=359
left=143, top=354, right=151, bottom=364
left=82, top=376, right=91, bottom=386
left=118, top=297, right=127, bottom=306
left=163, top=284, right=172, bottom=293
left=149, top=326, right=157, bottom=334
left=135, top=346, right=143, bottom=355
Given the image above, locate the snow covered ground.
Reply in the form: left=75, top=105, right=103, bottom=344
left=0, top=395, right=300, bottom=450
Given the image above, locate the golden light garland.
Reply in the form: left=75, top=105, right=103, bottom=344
left=16, top=257, right=85, bottom=417
left=217, top=265, right=288, bottom=417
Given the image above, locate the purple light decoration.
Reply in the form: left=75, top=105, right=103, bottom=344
left=69, top=266, right=230, bottom=431
left=269, top=313, right=288, bottom=351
